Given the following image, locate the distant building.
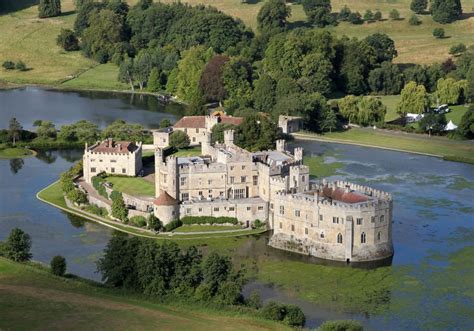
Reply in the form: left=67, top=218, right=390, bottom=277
left=278, top=115, right=303, bottom=134
left=83, top=138, right=142, bottom=183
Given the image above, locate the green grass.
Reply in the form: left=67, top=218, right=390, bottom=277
left=173, top=147, right=203, bottom=157
left=378, top=95, right=402, bottom=122
left=296, top=127, right=474, bottom=163
left=61, top=63, right=130, bottom=90
left=0, top=147, right=34, bottom=159
left=303, top=155, right=343, bottom=178
left=0, top=258, right=288, bottom=331
left=37, top=181, right=68, bottom=208
left=105, top=176, right=155, bottom=197
left=174, top=225, right=242, bottom=233
left=446, top=105, right=469, bottom=125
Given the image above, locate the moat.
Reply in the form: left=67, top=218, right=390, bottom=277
left=1, top=88, right=473, bottom=329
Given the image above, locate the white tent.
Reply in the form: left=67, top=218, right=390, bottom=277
left=445, top=120, right=458, bottom=131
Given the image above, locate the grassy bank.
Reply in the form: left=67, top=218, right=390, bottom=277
left=295, top=128, right=474, bottom=163
left=0, top=147, right=34, bottom=159
left=0, top=258, right=287, bottom=331
left=174, top=225, right=243, bottom=233
left=105, top=176, right=155, bottom=197
left=61, top=63, right=129, bottom=90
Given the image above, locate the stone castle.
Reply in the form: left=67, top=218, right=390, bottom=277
left=82, top=115, right=393, bottom=262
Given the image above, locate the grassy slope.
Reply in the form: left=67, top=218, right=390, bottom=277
left=0, top=258, right=287, bottom=331
left=297, top=128, right=474, bottom=161
left=105, top=176, right=155, bottom=197
left=61, top=63, right=129, bottom=90
left=0, top=147, right=33, bottom=158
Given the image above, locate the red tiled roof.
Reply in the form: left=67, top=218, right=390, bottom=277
left=90, top=140, right=138, bottom=154
left=173, top=116, right=243, bottom=129
left=322, top=186, right=369, bottom=204
left=153, top=191, right=178, bottom=206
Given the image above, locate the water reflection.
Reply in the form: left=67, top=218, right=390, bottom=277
left=9, top=158, right=24, bottom=174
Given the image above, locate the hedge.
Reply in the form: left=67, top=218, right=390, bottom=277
left=164, top=219, right=182, bottom=232
left=91, top=176, right=108, bottom=199
left=181, top=216, right=238, bottom=225
left=130, top=215, right=147, bottom=228
left=83, top=204, right=108, bottom=217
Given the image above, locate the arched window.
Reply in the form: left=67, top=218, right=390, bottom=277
left=377, top=232, right=381, bottom=241
left=361, top=232, right=366, bottom=244
left=380, top=215, right=385, bottom=222
left=337, top=233, right=343, bottom=244
left=320, top=232, right=325, bottom=238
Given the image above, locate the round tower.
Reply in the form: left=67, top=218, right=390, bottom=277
left=153, top=191, right=179, bottom=225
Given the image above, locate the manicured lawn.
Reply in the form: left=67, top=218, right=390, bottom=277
left=446, top=105, right=469, bottom=125
left=37, top=181, right=67, bottom=208
left=173, top=147, right=202, bottom=157
left=174, top=225, right=242, bottom=233
left=0, top=147, right=33, bottom=159
left=105, top=176, right=155, bottom=197
left=296, top=128, right=474, bottom=162
left=61, top=63, right=130, bottom=90
left=378, top=95, right=402, bottom=122
left=0, top=258, right=288, bottom=331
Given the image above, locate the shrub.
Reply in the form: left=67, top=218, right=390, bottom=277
left=109, top=190, right=122, bottom=202
left=348, top=12, right=363, bottom=24
left=253, top=219, right=265, bottom=229
left=38, top=0, right=61, bottom=18
left=111, top=191, right=128, bottom=222
left=56, top=28, right=80, bottom=51
left=283, top=304, right=305, bottom=327
left=338, top=5, right=351, bottom=21
left=449, top=43, right=467, bottom=56
left=91, top=176, right=108, bottom=198
left=5, top=228, right=32, bottom=262
left=15, top=61, right=27, bottom=71
left=67, top=189, right=88, bottom=205
left=2, top=61, right=15, bottom=70
left=60, top=172, right=75, bottom=193
left=50, top=255, right=67, bottom=276
left=316, top=320, right=363, bottom=331
left=164, top=219, right=183, bottom=232
left=130, top=215, right=147, bottom=228
left=389, top=9, right=400, bottom=20
left=409, top=14, right=422, bottom=25
left=261, top=301, right=285, bottom=321
left=374, top=10, right=382, bottom=21
left=83, top=204, right=108, bottom=217
left=169, top=130, right=190, bottom=149
left=147, top=214, right=162, bottom=231
left=433, top=28, right=445, bottom=39
left=181, top=216, right=238, bottom=226
left=215, top=281, right=242, bottom=305
left=246, top=290, right=262, bottom=309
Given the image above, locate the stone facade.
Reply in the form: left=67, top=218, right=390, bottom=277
left=83, top=139, right=142, bottom=183
left=152, top=124, right=394, bottom=262
left=278, top=115, right=303, bottom=134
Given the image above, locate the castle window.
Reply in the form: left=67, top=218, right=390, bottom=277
left=291, top=225, right=295, bottom=232
left=241, top=176, right=246, bottom=183
left=279, top=222, right=282, bottom=229
left=356, top=218, right=363, bottom=225
left=280, top=206, right=284, bottom=215
left=99, top=159, right=103, bottom=162
left=214, top=207, right=219, bottom=212
left=247, top=206, right=251, bottom=211
left=208, top=180, right=212, bottom=185
left=371, top=216, right=375, bottom=223
left=195, top=128, right=199, bottom=133
left=380, top=215, right=385, bottom=222
left=91, top=167, right=96, bottom=173
left=320, top=232, right=325, bottom=238
left=302, top=175, right=305, bottom=182
left=361, top=232, right=366, bottom=244
left=230, top=176, right=235, bottom=184
left=305, top=227, right=308, bottom=235
left=242, top=165, right=246, bottom=170
left=193, top=137, right=196, bottom=142
left=122, top=168, right=126, bottom=174
left=198, top=191, right=203, bottom=196
left=319, top=215, right=323, bottom=221
left=295, top=210, right=300, bottom=217
left=230, top=166, right=234, bottom=170
left=181, top=193, right=189, bottom=201
left=258, top=206, right=264, bottom=210
left=229, top=207, right=235, bottom=211
left=111, top=159, right=116, bottom=163
left=198, top=208, right=202, bottom=212
left=90, top=159, right=95, bottom=162
left=180, top=177, right=186, bottom=186
left=333, top=217, right=339, bottom=224
left=253, top=176, right=258, bottom=185
left=234, top=188, right=246, bottom=199
left=111, top=167, right=115, bottom=173
left=377, top=232, right=381, bottom=241
left=337, top=233, right=343, bottom=244
left=186, top=208, right=191, bottom=214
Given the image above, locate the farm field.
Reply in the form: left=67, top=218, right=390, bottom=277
left=0, top=258, right=287, bottom=331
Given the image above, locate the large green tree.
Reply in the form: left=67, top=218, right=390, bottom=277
left=8, top=117, right=22, bottom=146
left=364, top=33, right=398, bottom=64
left=397, top=81, right=429, bottom=115
left=430, top=0, right=462, bottom=23
left=169, top=131, right=190, bottom=149
left=257, top=0, right=291, bottom=34
left=38, top=0, right=61, bottom=18
left=457, top=104, right=474, bottom=139
left=5, top=228, right=32, bottom=262
left=222, top=58, right=253, bottom=111
left=253, top=74, right=276, bottom=113
left=302, top=0, right=333, bottom=27
left=410, top=0, right=427, bottom=14
left=436, top=78, right=467, bottom=105
left=368, top=61, right=404, bottom=95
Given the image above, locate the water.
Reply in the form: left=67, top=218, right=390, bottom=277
left=0, top=87, right=185, bottom=129
left=1, top=88, right=473, bottom=329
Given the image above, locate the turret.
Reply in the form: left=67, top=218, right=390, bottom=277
left=276, top=139, right=286, bottom=152
left=294, top=147, right=303, bottom=163
left=224, top=129, right=235, bottom=146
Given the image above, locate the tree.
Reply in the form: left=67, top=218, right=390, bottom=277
left=147, top=67, right=161, bottom=92
left=50, top=255, right=67, bottom=276
left=15, top=61, right=27, bottom=71
left=202, top=252, right=232, bottom=295
left=338, top=95, right=360, bottom=124
left=338, top=6, right=351, bottom=21
left=302, top=0, right=333, bottom=27
left=409, top=14, right=422, bottom=25
left=246, top=291, right=262, bottom=309
left=348, top=11, right=363, bottom=24
left=457, top=104, right=474, bottom=139
left=8, top=117, right=22, bottom=145
left=222, top=58, right=253, bottom=111
left=430, top=0, right=462, bottom=24
left=449, top=43, right=467, bottom=56
left=211, top=123, right=237, bottom=144
left=436, top=78, right=467, bottom=105
left=2, top=61, right=15, bottom=70
left=358, top=97, right=387, bottom=126
left=467, top=67, right=474, bottom=102
left=56, top=29, right=79, bottom=51
left=134, top=49, right=152, bottom=90
left=374, top=10, right=382, bottom=21
left=410, top=0, right=427, bottom=14
left=147, top=214, right=162, bottom=232
left=199, top=55, right=230, bottom=103
left=283, top=305, right=306, bottom=327
left=364, top=33, right=398, bottom=64
left=320, top=109, right=338, bottom=132
left=389, top=9, right=400, bottom=20
left=300, top=52, right=333, bottom=95
left=363, top=9, right=374, bottom=22
left=5, top=228, right=32, bottom=262
left=257, top=0, right=290, bottom=34
left=101, top=120, right=146, bottom=142
left=419, top=113, right=447, bottom=136
left=159, top=119, right=171, bottom=129
left=253, top=74, right=276, bottom=113
left=36, top=121, right=57, bottom=139
left=261, top=301, right=285, bottom=321
left=170, top=130, right=190, bottom=149
left=38, top=0, right=61, bottom=18
left=111, top=191, right=128, bottom=222
left=368, top=61, right=404, bottom=94
left=397, top=81, right=429, bottom=116
left=433, top=28, right=445, bottom=39
left=118, top=56, right=135, bottom=91
left=74, top=1, right=106, bottom=36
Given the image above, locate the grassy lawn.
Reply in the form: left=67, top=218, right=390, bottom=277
left=61, top=63, right=130, bottom=90
left=105, top=176, right=155, bottom=197
left=0, top=0, right=96, bottom=85
left=173, top=147, right=203, bottom=157
left=0, top=258, right=287, bottom=331
left=37, top=181, right=67, bottom=208
left=296, top=128, right=474, bottom=162
left=174, top=225, right=242, bottom=233
left=446, top=105, right=469, bottom=125
left=0, top=147, right=34, bottom=159
left=378, top=95, right=402, bottom=122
